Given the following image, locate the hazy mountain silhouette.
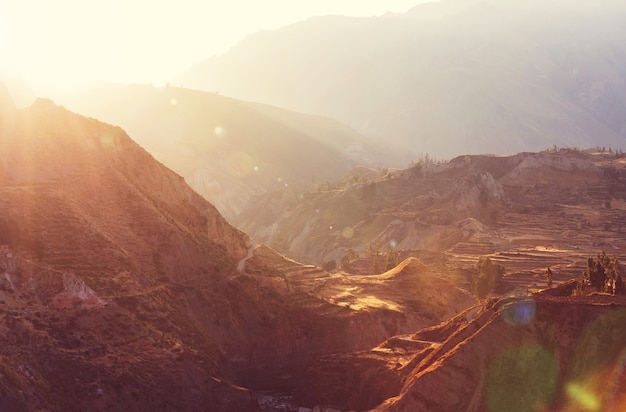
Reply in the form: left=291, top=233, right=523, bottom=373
left=57, top=84, right=391, bottom=219
left=179, top=0, right=626, bottom=161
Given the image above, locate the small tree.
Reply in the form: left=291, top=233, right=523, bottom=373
left=322, top=259, right=336, bottom=272
left=472, top=257, right=505, bottom=299
left=583, top=256, right=606, bottom=290
left=371, top=252, right=386, bottom=275
left=616, top=273, right=625, bottom=295
left=472, top=274, right=491, bottom=300
left=385, top=249, right=400, bottom=271
left=581, top=252, right=625, bottom=294
left=340, top=249, right=358, bottom=270
left=545, top=267, right=553, bottom=288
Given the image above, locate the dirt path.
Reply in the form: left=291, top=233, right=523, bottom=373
left=237, top=244, right=260, bottom=273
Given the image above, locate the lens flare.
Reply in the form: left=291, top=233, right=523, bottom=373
left=390, top=240, right=397, bottom=248
left=226, top=151, right=255, bottom=178
left=501, top=298, right=536, bottom=326
left=99, top=131, right=120, bottom=149
left=569, top=308, right=626, bottom=410
left=169, top=98, right=177, bottom=105
left=486, top=344, right=557, bottom=412
left=608, top=351, right=626, bottom=409
left=214, top=126, right=224, bottom=137
left=566, top=383, right=600, bottom=411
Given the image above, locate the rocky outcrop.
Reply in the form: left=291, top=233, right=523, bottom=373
left=447, top=171, right=504, bottom=216
left=379, top=296, right=626, bottom=411
left=295, top=294, right=626, bottom=411
left=505, top=152, right=600, bottom=179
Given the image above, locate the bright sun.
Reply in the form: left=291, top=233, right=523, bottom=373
left=0, top=0, right=421, bottom=93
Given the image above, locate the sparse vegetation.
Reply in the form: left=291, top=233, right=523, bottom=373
left=545, top=267, right=553, bottom=288
left=322, top=259, right=336, bottom=272
left=384, top=249, right=400, bottom=271
left=471, top=257, right=505, bottom=300
left=581, top=251, right=624, bottom=294
left=340, top=249, right=358, bottom=270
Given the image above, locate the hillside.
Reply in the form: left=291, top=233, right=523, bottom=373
left=55, top=84, right=389, bottom=220
left=237, top=149, right=626, bottom=294
left=179, top=0, right=626, bottom=161
left=295, top=288, right=626, bottom=411
left=0, top=96, right=473, bottom=410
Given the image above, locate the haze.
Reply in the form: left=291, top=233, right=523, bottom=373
left=0, top=0, right=422, bottom=94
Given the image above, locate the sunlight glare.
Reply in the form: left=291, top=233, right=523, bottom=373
left=226, top=151, right=255, bottom=178
left=486, top=345, right=557, bottom=412
left=99, top=131, right=120, bottom=149
left=501, top=298, right=536, bottom=326
left=566, top=383, right=600, bottom=411
left=0, top=14, right=7, bottom=56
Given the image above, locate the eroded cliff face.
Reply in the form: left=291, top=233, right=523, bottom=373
left=295, top=289, right=626, bottom=411
left=381, top=295, right=626, bottom=412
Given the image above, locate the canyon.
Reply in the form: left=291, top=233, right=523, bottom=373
left=0, top=91, right=476, bottom=411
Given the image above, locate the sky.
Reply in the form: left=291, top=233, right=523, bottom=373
left=0, top=0, right=423, bottom=94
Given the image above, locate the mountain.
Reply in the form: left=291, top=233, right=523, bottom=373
left=0, top=98, right=473, bottom=410
left=237, top=149, right=626, bottom=293
left=55, top=84, right=389, bottom=220
left=295, top=287, right=626, bottom=410
left=179, top=0, right=626, bottom=161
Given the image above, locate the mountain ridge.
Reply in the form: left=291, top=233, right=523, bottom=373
left=54, top=84, right=390, bottom=220
left=0, top=97, right=475, bottom=410
left=179, top=0, right=626, bottom=161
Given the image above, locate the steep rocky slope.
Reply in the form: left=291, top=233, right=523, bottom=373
left=237, top=150, right=626, bottom=292
left=179, top=0, right=626, bottom=161
left=0, top=98, right=258, bottom=410
left=0, top=98, right=473, bottom=410
left=55, top=84, right=389, bottom=220
left=295, top=287, right=626, bottom=411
